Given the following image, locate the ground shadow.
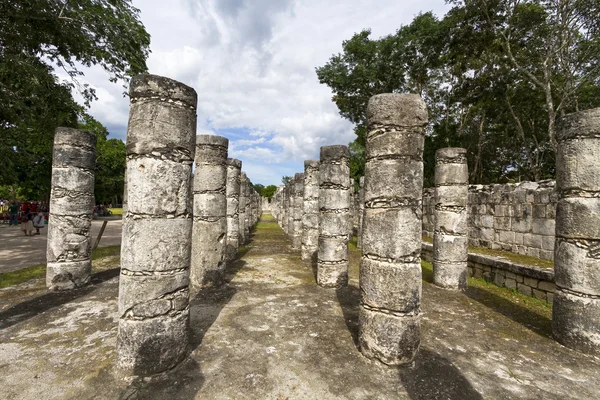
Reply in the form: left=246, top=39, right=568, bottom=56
left=335, top=284, right=361, bottom=349
left=0, top=267, right=119, bottom=330
left=399, top=348, right=483, bottom=400
left=464, top=285, right=552, bottom=338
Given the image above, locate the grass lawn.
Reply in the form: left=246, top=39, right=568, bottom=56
left=0, top=245, right=121, bottom=289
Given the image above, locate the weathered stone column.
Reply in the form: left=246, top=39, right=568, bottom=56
left=46, top=127, right=96, bottom=291
left=433, top=148, right=469, bottom=290
left=244, top=179, right=252, bottom=237
left=357, top=176, right=364, bottom=249
left=283, top=183, right=290, bottom=234
left=190, top=135, right=228, bottom=291
left=225, top=158, right=242, bottom=261
left=302, top=160, right=320, bottom=263
left=553, top=108, right=600, bottom=356
left=292, top=172, right=304, bottom=249
left=287, top=176, right=295, bottom=239
left=116, top=74, right=196, bottom=375
left=359, top=93, right=427, bottom=365
left=349, top=178, right=355, bottom=240
left=317, top=145, right=351, bottom=287
left=239, top=173, right=248, bottom=244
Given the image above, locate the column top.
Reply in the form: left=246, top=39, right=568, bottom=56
left=130, top=74, right=197, bottom=109
left=226, top=158, right=242, bottom=168
left=304, top=160, right=319, bottom=169
left=367, top=93, right=427, bottom=127
left=55, top=127, right=96, bottom=148
left=557, top=108, right=600, bottom=141
left=196, top=134, right=229, bottom=147
left=320, top=145, right=349, bottom=161
left=435, top=147, right=467, bottom=164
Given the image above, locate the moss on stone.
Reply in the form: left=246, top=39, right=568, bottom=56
left=467, top=246, right=554, bottom=269
left=0, top=264, right=46, bottom=289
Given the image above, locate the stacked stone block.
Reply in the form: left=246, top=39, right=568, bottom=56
left=116, top=74, right=196, bottom=375
left=317, top=145, right=351, bottom=287
left=433, top=148, right=469, bottom=290
left=190, top=135, right=228, bottom=291
left=359, top=93, right=427, bottom=365
left=287, top=176, right=295, bottom=240
left=46, top=127, right=96, bottom=291
left=239, top=173, right=248, bottom=244
left=553, top=108, right=600, bottom=356
left=225, top=158, right=242, bottom=261
left=301, top=160, right=320, bottom=263
left=357, top=176, right=364, bottom=249
left=423, top=180, right=557, bottom=261
left=292, top=172, right=304, bottom=249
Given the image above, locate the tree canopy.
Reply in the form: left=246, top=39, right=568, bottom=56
left=316, top=0, right=600, bottom=186
left=0, top=0, right=150, bottom=201
left=261, top=185, right=278, bottom=199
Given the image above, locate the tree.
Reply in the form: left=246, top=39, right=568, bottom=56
left=253, top=184, right=265, bottom=195
left=316, top=3, right=600, bottom=185
left=261, top=185, right=278, bottom=199
left=281, top=176, right=292, bottom=185
left=0, top=0, right=150, bottom=198
left=78, top=114, right=126, bottom=205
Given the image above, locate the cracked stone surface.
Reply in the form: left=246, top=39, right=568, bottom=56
left=117, top=74, right=196, bottom=376
left=1, top=214, right=600, bottom=399
left=46, top=127, right=96, bottom=291
left=360, top=93, right=427, bottom=365
left=553, top=107, right=600, bottom=356
left=433, top=147, right=469, bottom=291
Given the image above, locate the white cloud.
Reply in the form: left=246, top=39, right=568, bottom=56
left=66, top=0, right=451, bottom=184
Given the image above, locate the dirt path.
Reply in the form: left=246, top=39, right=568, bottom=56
left=0, top=214, right=598, bottom=399
left=0, top=218, right=122, bottom=274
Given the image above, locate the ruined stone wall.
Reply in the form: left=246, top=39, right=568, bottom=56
left=423, top=180, right=557, bottom=261
left=422, top=243, right=555, bottom=303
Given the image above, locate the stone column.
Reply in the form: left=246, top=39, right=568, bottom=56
left=433, top=148, right=469, bottom=290
left=317, top=145, right=351, bottom=287
left=116, top=74, right=196, bottom=375
left=553, top=108, right=600, bottom=356
left=357, top=176, right=364, bottom=249
left=302, top=160, right=320, bottom=263
left=292, top=172, right=304, bottom=249
left=283, top=183, right=290, bottom=234
left=359, top=93, right=427, bottom=365
left=287, top=176, right=295, bottom=239
left=239, top=173, right=248, bottom=245
left=226, top=158, right=242, bottom=261
left=244, top=179, right=252, bottom=237
left=46, top=127, right=96, bottom=291
left=349, top=178, right=355, bottom=240
left=190, top=135, right=228, bottom=291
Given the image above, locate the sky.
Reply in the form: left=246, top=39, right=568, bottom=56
left=69, top=0, right=451, bottom=186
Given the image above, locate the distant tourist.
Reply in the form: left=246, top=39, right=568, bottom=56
left=20, top=212, right=34, bottom=236
left=33, top=211, right=45, bottom=235
left=8, top=201, right=19, bottom=226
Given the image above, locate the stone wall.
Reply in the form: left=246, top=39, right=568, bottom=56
left=423, top=180, right=557, bottom=261
left=422, top=243, right=555, bottom=303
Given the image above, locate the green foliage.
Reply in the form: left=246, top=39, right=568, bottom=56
left=253, top=183, right=265, bottom=195
left=0, top=0, right=150, bottom=200
left=261, top=185, right=278, bottom=199
left=316, top=2, right=600, bottom=185
left=79, top=114, right=126, bottom=204
left=281, top=176, right=292, bottom=185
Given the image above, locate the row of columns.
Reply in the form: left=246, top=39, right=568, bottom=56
left=45, top=75, right=600, bottom=374
left=271, top=95, right=600, bottom=363
left=45, top=74, right=262, bottom=376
